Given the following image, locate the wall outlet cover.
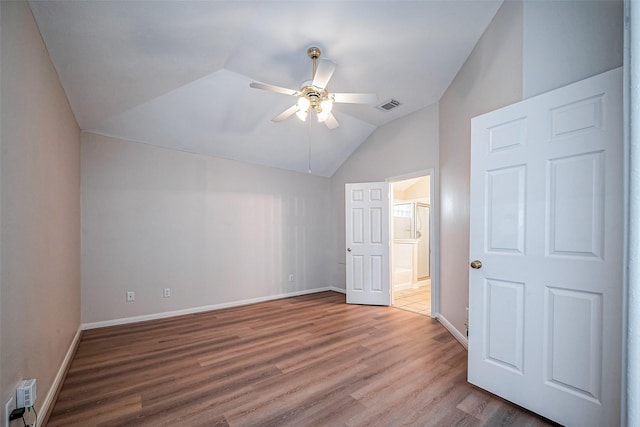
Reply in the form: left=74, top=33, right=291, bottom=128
left=126, top=291, right=135, bottom=302
left=5, top=396, right=15, bottom=427
left=163, top=288, right=170, bottom=298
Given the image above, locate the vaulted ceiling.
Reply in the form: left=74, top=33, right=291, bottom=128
left=29, top=1, right=502, bottom=176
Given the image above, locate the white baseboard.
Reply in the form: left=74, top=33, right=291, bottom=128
left=40, top=327, right=82, bottom=421
left=437, top=313, right=468, bottom=350
left=329, top=286, right=346, bottom=294
left=82, top=287, right=340, bottom=330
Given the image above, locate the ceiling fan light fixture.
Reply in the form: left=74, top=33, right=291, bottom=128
left=296, top=109, right=308, bottom=121
left=250, top=46, right=376, bottom=129
left=316, top=105, right=328, bottom=121
left=320, top=99, right=333, bottom=113
left=297, top=97, right=310, bottom=111
left=317, top=111, right=328, bottom=122
left=296, top=97, right=310, bottom=121
left=317, top=99, right=334, bottom=122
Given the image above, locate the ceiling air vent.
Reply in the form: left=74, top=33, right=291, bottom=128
left=377, top=99, right=402, bottom=111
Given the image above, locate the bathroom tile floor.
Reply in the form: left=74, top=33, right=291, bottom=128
left=393, top=280, right=431, bottom=317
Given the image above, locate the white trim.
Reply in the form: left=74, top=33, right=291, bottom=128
left=82, top=287, right=336, bottom=330
left=40, top=328, right=82, bottom=420
left=330, top=286, right=346, bottom=294
left=437, top=314, right=468, bottom=350
left=626, top=1, right=639, bottom=424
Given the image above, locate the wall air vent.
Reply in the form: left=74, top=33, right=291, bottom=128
left=377, top=99, right=402, bottom=111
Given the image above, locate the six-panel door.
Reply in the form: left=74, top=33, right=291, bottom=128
left=345, top=182, right=390, bottom=306
left=468, top=68, right=622, bottom=426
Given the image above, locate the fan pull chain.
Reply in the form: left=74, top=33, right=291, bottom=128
left=307, top=116, right=312, bottom=174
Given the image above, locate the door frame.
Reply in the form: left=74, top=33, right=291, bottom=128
left=623, top=3, right=640, bottom=424
left=387, top=168, right=439, bottom=317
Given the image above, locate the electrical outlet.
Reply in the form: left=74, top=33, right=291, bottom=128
left=288, top=274, right=294, bottom=282
left=163, top=288, right=170, bottom=298
left=5, top=396, right=15, bottom=427
left=126, top=291, right=135, bottom=302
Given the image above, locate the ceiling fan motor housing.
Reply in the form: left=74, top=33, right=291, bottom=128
left=298, top=83, right=332, bottom=112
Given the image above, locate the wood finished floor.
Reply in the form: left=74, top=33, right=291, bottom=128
left=47, top=292, right=554, bottom=427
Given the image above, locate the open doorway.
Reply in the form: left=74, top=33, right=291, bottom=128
left=390, top=175, right=432, bottom=316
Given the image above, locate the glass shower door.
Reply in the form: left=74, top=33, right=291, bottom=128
left=416, top=204, right=430, bottom=279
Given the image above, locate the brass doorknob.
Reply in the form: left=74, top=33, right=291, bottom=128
left=347, top=248, right=352, bottom=252
left=470, top=260, right=483, bottom=269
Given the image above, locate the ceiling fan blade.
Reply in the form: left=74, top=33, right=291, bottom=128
left=312, top=59, right=336, bottom=90
left=332, top=93, right=378, bottom=104
left=272, top=104, right=300, bottom=122
left=250, top=82, right=298, bottom=96
left=324, top=112, right=339, bottom=129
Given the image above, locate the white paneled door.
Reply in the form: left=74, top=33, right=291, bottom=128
left=468, top=68, right=622, bottom=427
left=345, top=182, right=390, bottom=306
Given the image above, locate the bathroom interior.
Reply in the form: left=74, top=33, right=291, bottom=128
left=392, top=175, right=431, bottom=316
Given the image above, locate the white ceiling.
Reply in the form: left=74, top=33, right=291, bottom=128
left=29, top=1, right=503, bottom=177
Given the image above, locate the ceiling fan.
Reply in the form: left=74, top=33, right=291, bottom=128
left=249, top=47, right=377, bottom=129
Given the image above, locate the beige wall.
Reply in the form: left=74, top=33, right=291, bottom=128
left=403, top=177, right=430, bottom=201
left=1, top=0, right=81, bottom=420
left=330, top=103, right=439, bottom=290
left=438, top=0, right=623, bottom=336
left=522, top=0, right=623, bottom=98
left=81, top=132, right=331, bottom=324
left=438, top=0, right=524, bottom=337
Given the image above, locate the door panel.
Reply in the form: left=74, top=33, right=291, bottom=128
left=486, top=165, right=526, bottom=254
left=469, top=68, right=622, bottom=426
left=346, top=182, right=390, bottom=306
left=351, top=255, right=364, bottom=291
left=547, top=152, right=604, bottom=258
left=484, top=278, right=525, bottom=373
left=545, top=287, right=602, bottom=401
left=351, top=207, right=364, bottom=243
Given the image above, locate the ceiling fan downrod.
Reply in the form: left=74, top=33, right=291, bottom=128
left=307, top=46, right=321, bottom=80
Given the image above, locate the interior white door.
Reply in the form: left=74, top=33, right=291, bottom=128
left=345, top=182, right=390, bottom=305
left=468, top=68, right=622, bottom=427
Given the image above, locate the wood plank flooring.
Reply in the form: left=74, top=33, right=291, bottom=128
left=46, top=292, right=554, bottom=427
